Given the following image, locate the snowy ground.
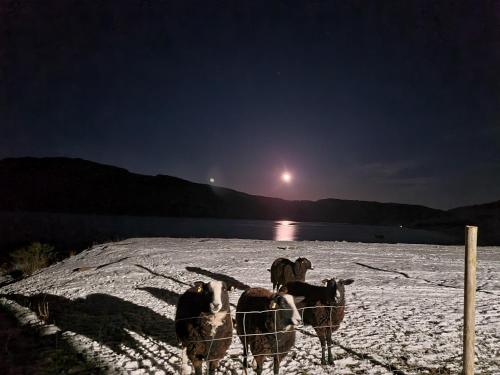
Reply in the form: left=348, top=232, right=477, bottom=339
left=1, top=238, right=499, bottom=374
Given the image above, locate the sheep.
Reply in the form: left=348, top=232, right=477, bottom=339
left=269, top=257, right=314, bottom=291
left=281, top=278, right=354, bottom=366
left=175, top=280, right=233, bottom=375
left=235, top=287, right=304, bottom=375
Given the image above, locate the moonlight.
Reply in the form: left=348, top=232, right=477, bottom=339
left=281, top=172, right=292, bottom=183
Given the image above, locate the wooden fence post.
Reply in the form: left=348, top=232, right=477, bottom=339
left=463, top=225, right=477, bottom=375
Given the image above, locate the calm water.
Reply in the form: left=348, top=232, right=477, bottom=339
left=1, top=212, right=457, bottom=250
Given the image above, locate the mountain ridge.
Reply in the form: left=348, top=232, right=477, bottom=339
left=1, top=157, right=499, bottom=245
left=0, top=157, right=442, bottom=224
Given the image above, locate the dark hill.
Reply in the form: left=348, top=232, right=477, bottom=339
left=410, top=200, right=500, bottom=245
left=0, top=157, right=442, bottom=226
left=450, top=200, right=500, bottom=220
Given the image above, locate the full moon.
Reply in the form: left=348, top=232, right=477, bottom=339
left=281, top=172, right=292, bottom=183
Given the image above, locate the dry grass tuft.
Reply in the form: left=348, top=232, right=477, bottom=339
left=10, top=242, right=55, bottom=277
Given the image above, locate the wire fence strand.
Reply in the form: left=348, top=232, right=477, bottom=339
left=178, top=304, right=347, bottom=364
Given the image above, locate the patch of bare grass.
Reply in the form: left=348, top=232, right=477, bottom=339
left=10, top=242, right=55, bottom=277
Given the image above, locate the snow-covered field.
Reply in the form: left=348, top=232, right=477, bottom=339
left=1, top=238, right=499, bottom=374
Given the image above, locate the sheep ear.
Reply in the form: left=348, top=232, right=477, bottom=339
left=293, top=296, right=305, bottom=304
left=269, top=295, right=281, bottom=309
left=193, top=281, right=204, bottom=293
left=343, top=279, right=354, bottom=285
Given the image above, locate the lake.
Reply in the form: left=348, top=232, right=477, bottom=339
left=0, top=211, right=457, bottom=254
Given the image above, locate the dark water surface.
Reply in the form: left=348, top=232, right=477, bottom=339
left=1, top=212, right=456, bottom=253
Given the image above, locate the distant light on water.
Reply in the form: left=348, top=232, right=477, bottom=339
left=274, top=220, right=296, bottom=241
left=209, top=177, right=215, bottom=183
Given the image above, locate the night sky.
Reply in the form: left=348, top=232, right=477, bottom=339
left=1, top=0, right=499, bottom=209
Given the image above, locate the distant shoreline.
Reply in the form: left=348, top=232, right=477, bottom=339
left=0, top=211, right=460, bottom=258
left=2, top=157, right=499, bottom=247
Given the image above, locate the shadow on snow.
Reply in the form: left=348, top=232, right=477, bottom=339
left=2, top=292, right=180, bottom=369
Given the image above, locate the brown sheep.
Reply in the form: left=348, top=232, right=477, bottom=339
left=236, top=287, right=304, bottom=375
left=269, top=257, right=314, bottom=291
left=281, top=278, right=354, bottom=365
left=175, top=280, right=232, bottom=375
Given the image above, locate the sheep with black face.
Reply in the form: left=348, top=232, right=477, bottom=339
left=281, top=278, right=354, bottom=366
left=175, top=280, right=232, bottom=375
left=236, top=287, right=304, bottom=375
left=269, top=257, right=314, bottom=291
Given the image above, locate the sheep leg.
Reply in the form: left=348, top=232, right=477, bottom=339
left=255, top=357, right=264, bottom=375
left=192, top=359, right=203, bottom=375
left=273, top=355, right=280, bottom=375
left=318, top=334, right=327, bottom=365
left=326, top=328, right=335, bottom=365
left=208, top=360, right=219, bottom=375
left=242, top=342, right=249, bottom=368
left=316, top=327, right=329, bottom=365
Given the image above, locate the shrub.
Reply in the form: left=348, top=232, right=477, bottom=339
left=10, top=242, right=55, bottom=276
left=36, top=294, right=50, bottom=323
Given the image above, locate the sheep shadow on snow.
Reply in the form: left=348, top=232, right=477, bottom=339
left=135, top=264, right=192, bottom=287
left=185, top=266, right=250, bottom=291
left=137, top=287, right=181, bottom=305
left=2, top=293, right=179, bottom=367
